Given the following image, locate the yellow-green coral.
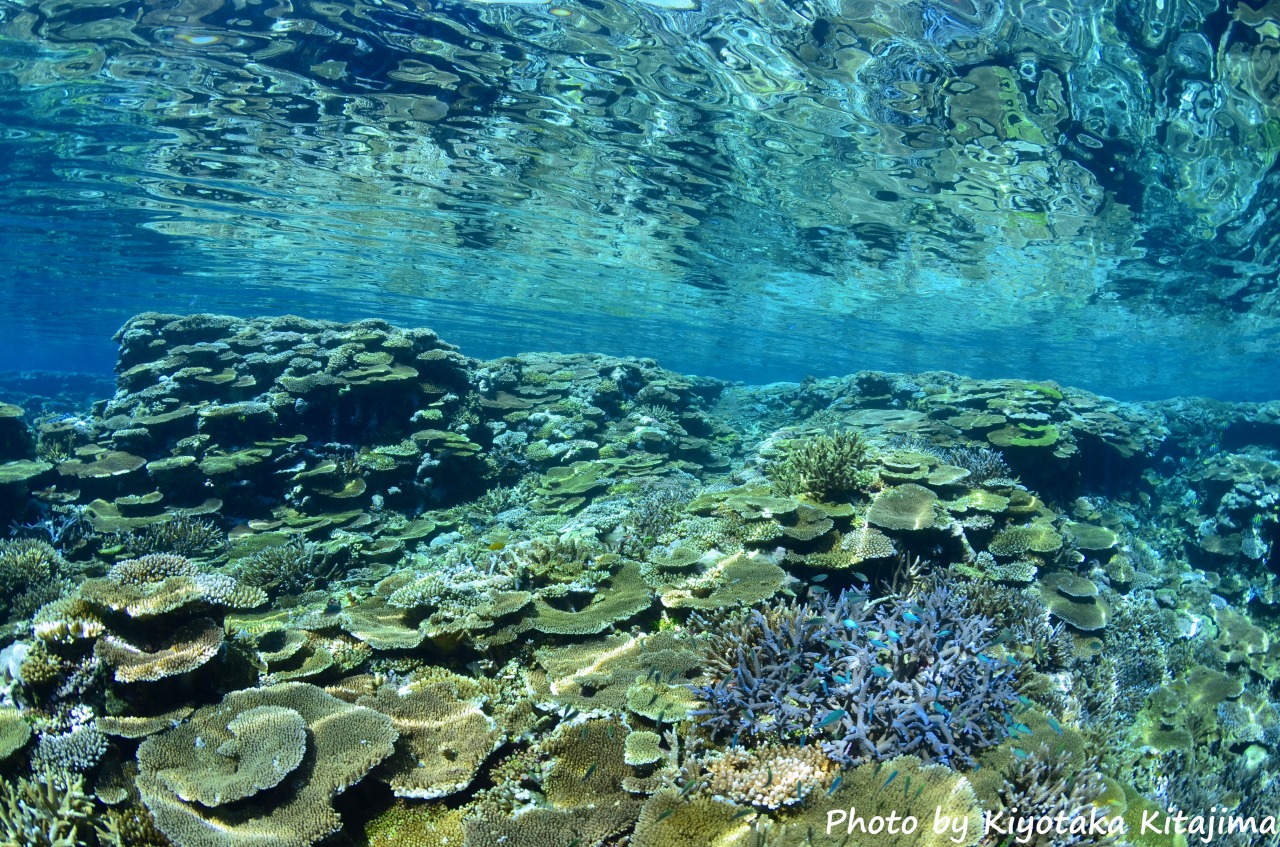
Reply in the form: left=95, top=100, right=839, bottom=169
left=0, top=769, right=107, bottom=847
left=136, top=682, right=397, bottom=847
left=358, top=676, right=503, bottom=799
left=0, top=706, right=30, bottom=762
left=530, top=561, right=651, bottom=635
left=866, top=484, right=942, bottom=531
left=768, top=430, right=876, bottom=501
left=94, top=617, right=224, bottom=683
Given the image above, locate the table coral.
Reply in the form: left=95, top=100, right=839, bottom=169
left=358, top=676, right=503, bottom=799
left=136, top=682, right=397, bottom=847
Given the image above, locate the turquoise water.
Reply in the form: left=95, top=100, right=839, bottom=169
left=2, top=0, right=1279, bottom=398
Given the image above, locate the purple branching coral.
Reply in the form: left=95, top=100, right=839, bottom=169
left=688, top=584, right=1020, bottom=769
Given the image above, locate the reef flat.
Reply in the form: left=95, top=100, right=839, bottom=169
left=1, top=313, right=1279, bottom=846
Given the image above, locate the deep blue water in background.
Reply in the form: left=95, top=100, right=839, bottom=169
left=2, top=0, right=1280, bottom=401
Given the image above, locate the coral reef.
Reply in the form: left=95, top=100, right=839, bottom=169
left=3, top=314, right=1280, bottom=847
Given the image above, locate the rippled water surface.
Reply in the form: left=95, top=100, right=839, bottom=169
left=2, top=0, right=1279, bottom=398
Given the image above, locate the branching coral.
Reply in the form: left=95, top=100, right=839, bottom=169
left=0, top=540, right=75, bottom=624
left=689, top=584, right=1020, bottom=768
left=230, top=536, right=322, bottom=597
left=932, top=445, right=1015, bottom=485
left=768, top=430, right=876, bottom=501
left=984, top=743, right=1124, bottom=847
left=701, top=744, right=835, bottom=809
left=0, top=768, right=107, bottom=847
left=111, top=515, right=225, bottom=559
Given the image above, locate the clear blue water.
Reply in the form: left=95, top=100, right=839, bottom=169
left=2, top=0, right=1279, bottom=399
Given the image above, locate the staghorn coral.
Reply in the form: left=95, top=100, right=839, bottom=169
left=110, top=516, right=225, bottom=559
left=0, top=768, right=108, bottom=847
left=768, top=430, right=876, bottom=501
left=626, top=475, right=699, bottom=545
left=229, top=536, right=321, bottom=598
left=30, top=722, right=109, bottom=783
left=927, top=572, right=1073, bottom=674
left=980, top=743, right=1124, bottom=847
left=0, top=540, right=75, bottom=624
left=689, top=583, right=1020, bottom=768
left=101, top=805, right=174, bottom=847
left=136, top=682, right=397, bottom=847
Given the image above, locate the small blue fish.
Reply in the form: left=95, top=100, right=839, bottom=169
left=903, top=612, right=921, bottom=623
left=825, top=639, right=844, bottom=649
left=1047, top=716, right=1063, bottom=735
left=1016, top=695, right=1033, bottom=708
left=869, top=639, right=891, bottom=650
left=833, top=673, right=851, bottom=685
left=842, top=619, right=859, bottom=630
left=871, top=665, right=892, bottom=678
left=812, top=573, right=829, bottom=582
left=1011, top=722, right=1031, bottom=736
left=932, top=702, right=951, bottom=717
left=826, top=775, right=843, bottom=795
left=886, top=630, right=901, bottom=642
left=883, top=769, right=899, bottom=788
left=937, top=629, right=952, bottom=638
left=853, top=572, right=869, bottom=583
left=1012, top=748, right=1028, bottom=759
left=816, top=709, right=847, bottom=729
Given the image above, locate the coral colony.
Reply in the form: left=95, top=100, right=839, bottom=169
left=0, top=313, right=1279, bottom=846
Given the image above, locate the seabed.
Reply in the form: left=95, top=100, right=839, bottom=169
left=0, top=312, right=1277, bottom=846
